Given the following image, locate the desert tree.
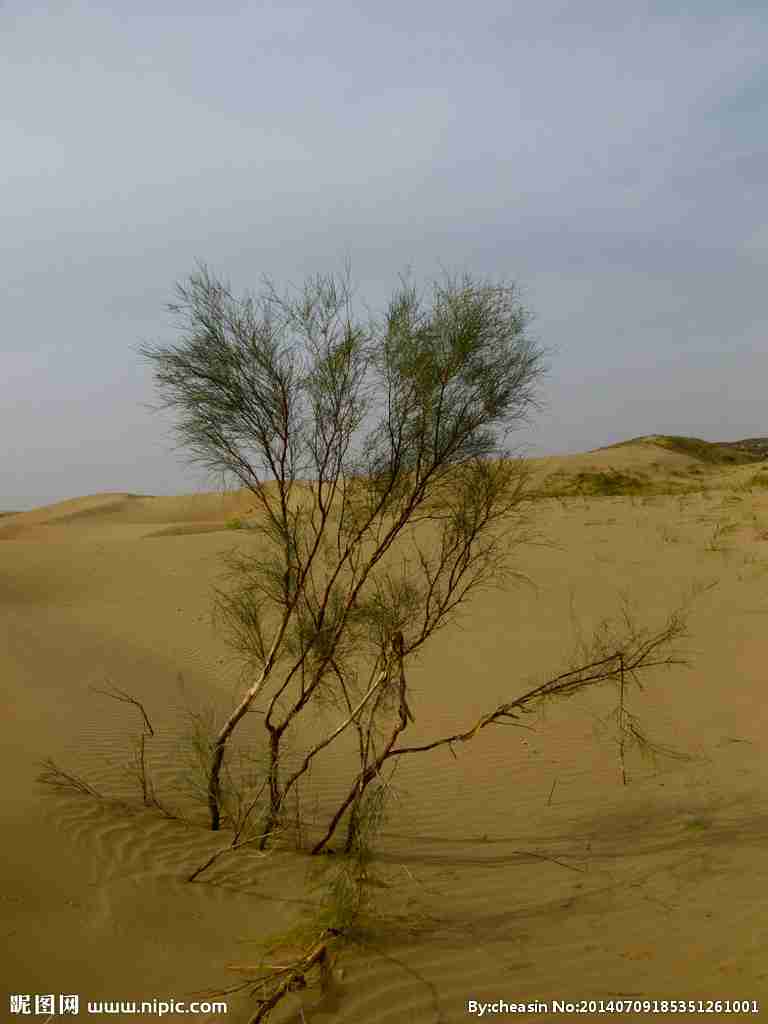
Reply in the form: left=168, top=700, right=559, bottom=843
left=137, top=259, right=550, bottom=842
left=139, top=263, right=706, bottom=857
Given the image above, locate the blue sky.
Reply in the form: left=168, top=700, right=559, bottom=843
left=2, top=0, right=766, bottom=509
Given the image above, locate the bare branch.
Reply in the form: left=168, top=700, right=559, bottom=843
left=90, top=683, right=156, bottom=736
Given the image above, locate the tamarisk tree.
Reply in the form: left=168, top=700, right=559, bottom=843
left=139, top=260, right=548, bottom=846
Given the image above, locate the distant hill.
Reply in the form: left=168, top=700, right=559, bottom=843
left=529, top=433, right=768, bottom=499
left=3, top=436, right=766, bottom=521
left=595, top=435, right=768, bottom=464
left=717, top=437, right=768, bottom=460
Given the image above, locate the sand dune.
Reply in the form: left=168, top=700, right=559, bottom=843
left=3, top=437, right=768, bottom=1022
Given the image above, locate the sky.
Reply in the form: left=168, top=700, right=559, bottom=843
left=2, top=0, right=766, bottom=510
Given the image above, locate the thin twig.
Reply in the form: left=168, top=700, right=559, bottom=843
left=90, top=684, right=155, bottom=735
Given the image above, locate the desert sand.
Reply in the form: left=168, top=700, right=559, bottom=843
left=2, top=437, right=768, bottom=1023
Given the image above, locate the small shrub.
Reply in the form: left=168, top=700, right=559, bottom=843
left=705, top=519, right=737, bottom=552
left=745, top=471, right=768, bottom=491
left=560, top=469, right=649, bottom=497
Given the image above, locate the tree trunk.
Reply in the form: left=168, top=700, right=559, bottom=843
left=207, top=673, right=272, bottom=830
left=311, top=763, right=380, bottom=854
left=312, top=638, right=410, bottom=854
left=259, top=726, right=284, bottom=849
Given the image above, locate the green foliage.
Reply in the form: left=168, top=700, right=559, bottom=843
left=534, top=467, right=660, bottom=499
left=541, top=468, right=649, bottom=498
left=307, top=779, right=390, bottom=937
left=575, top=470, right=647, bottom=496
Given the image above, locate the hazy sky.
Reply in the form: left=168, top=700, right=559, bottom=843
left=3, top=1, right=766, bottom=509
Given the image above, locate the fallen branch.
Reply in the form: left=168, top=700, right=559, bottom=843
left=226, top=929, right=340, bottom=1024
